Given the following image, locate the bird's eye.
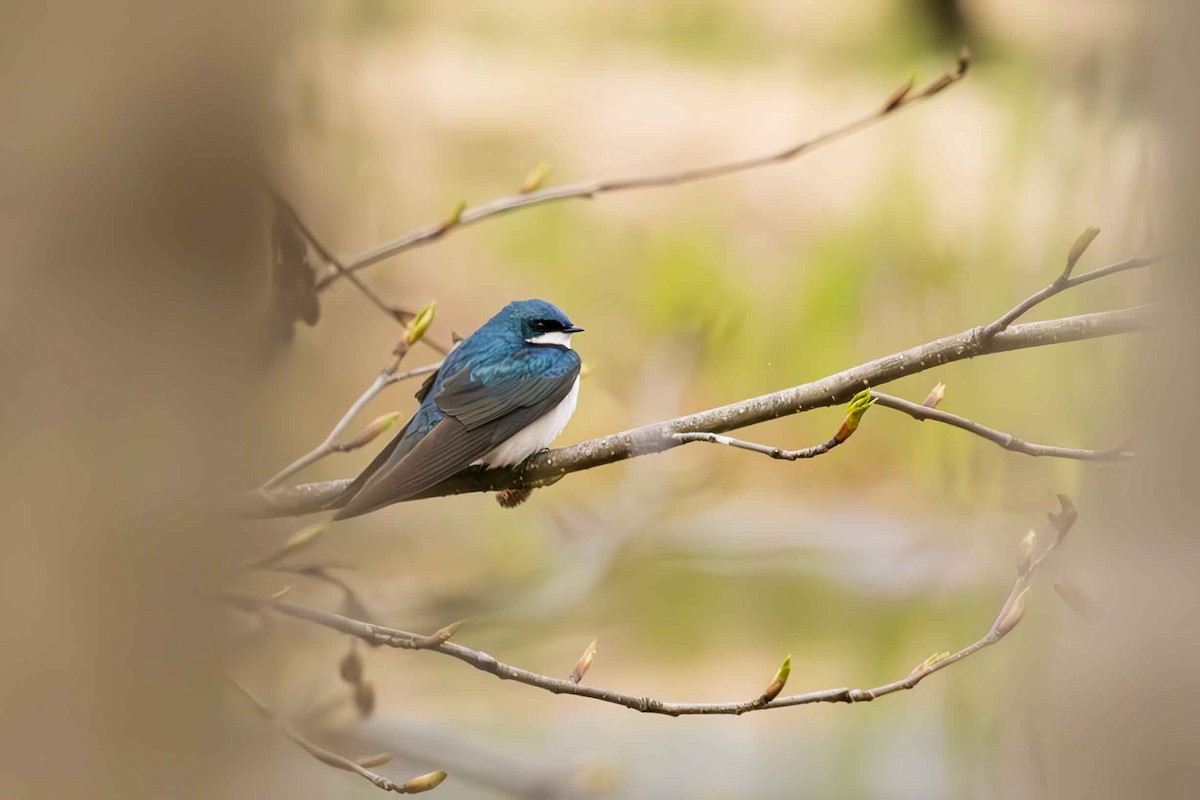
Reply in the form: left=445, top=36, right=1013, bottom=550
left=532, top=318, right=562, bottom=332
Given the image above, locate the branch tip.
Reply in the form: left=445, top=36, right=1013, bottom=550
left=836, top=388, right=876, bottom=442
left=1065, top=226, right=1102, bottom=277
left=404, top=300, right=438, bottom=347
left=760, top=654, right=792, bottom=703
left=439, top=200, right=466, bottom=233
left=520, top=162, right=551, bottom=193
left=568, top=639, right=598, bottom=684
left=922, top=382, right=946, bottom=410
left=399, top=771, right=448, bottom=794
left=340, top=412, right=404, bottom=452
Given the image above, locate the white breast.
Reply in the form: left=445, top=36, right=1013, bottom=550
left=478, top=376, right=580, bottom=468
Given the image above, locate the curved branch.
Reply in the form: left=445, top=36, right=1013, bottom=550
left=316, top=54, right=970, bottom=291
left=259, top=361, right=442, bottom=490
left=227, top=498, right=1076, bottom=717
left=243, top=305, right=1148, bottom=518
left=230, top=680, right=447, bottom=794
left=872, top=392, right=1135, bottom=461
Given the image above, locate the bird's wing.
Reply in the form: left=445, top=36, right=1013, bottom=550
left=327, top=364, right=446, bottom=512
left=334, top=351, right=579, bottom=519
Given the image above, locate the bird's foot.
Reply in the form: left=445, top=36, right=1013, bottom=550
left=495, top=488, right=533, bottom=508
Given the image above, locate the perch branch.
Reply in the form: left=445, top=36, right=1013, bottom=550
left=244, top=304, right=1148, bottom=517
left=227, top=498, right=1077, bottom=716
left=317, top=53, right=970, bottom=291
left=229, top=679, right=447, bottom=794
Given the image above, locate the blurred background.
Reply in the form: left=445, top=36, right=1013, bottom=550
left=3, top=1, right=1196, bottom=798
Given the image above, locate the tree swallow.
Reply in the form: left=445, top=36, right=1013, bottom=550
left=333, top=299, right=583, bottom=519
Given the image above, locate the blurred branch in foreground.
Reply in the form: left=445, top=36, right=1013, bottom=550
left=312, top=52, right=970, bottom=293
left=224, top=497, right=1078, bottom=717
left=246, top=231, right=1150, bottom=517
left=230, top=679, right=447, bottom=794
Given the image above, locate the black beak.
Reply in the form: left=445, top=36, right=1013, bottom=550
left=563, top=325, right=585, bottom=334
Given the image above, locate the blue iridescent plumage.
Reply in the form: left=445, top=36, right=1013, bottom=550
left=334, top=299, right=582, bottom=518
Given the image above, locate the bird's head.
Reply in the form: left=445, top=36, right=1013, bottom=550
left=497, top=299, right=584, bottom=349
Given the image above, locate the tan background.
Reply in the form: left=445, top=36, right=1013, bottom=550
left=1, top=2, right=1195, bottom=798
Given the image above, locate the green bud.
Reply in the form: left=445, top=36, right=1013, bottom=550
left=520, top=161, right=551, bottom=193
left=568, top=639, right=597, bottom=684
left=836, top=388, right=876, bottom=442
left=405, top=300, right=437, bottom=346
left=923, top=382, right=946, bottom=409
left=441, top=199, right=466, bottom=230
left=341, top=412, right=403, bottom=451
left=1066, top=226, right=1101, bottom=275
left=400, top=771, right=448, bottom=794
left=761, top=654, right=792, bottom=703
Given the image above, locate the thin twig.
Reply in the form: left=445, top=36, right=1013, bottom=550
left=317, top=53, right=970, bottom=291
left=229, top=679, right=447, bottom=794
left=259, top=360, right=443, bottom=491
left=272, top=190, right=452, bottom=355
left=225, top=497, right=1076, bottom=717
left=673, top=389, right=875, bottom=461
left=978, top=241, right=1155, bottom=344
left=872, top=392, right=1135, bottom=461
left=244, top=305, right=1149, bottom=517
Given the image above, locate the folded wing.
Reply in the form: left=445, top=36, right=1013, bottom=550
left=334, top=350, right=579, bottom=519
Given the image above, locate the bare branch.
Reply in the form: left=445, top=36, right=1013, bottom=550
left=229, top=679, right=447, bottom=794
left=271, top=190, right=411, bottom=324
left=872, top=391, right=1135, bottom=461
left=978, top=235, right=1155, bottom=344
left=258, top=355, right=442, bottom=491
left=244, top=305, right=1148, bottom=518
left=272, top=191, right=453, bottom=356
left=317, top=55, right=970, bottom=291
left=226, top=497, right=1076, bottom=717
left=673, top=388, right=875, bottom=461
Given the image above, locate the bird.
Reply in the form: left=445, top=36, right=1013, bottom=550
left=332, top=299, right=583, bottom=519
